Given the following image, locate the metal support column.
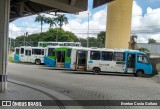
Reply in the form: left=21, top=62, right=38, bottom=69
left=0, top=0, right=10, bottom=92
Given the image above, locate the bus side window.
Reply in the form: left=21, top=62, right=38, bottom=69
left=25, top=50, right=31, bottom=56
left=34, top=49, right=42, bottom=55
left=21, top=48, right=24, bottom=54
left=114, top=52, right=125, bottom=61
left=48, top=48, right=55, bottom=56
left=90, top=51, right=100, bottom=60
left=101, top=51, right=113, bottom=61
left=67, top=49, right=71, bottom=57
left=138, top=54, right=149, bottom=64
left=16, top=49, right=19, bottom=54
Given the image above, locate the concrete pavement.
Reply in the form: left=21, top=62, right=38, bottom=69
left=0, top=78, right=82, bottom=109
left=6, top=62, right=160, bottom=109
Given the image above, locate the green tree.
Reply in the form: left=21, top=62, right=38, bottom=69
left=35, top=15, right=47, bottom=32
left=97, top=31, right=106, bottom=48
left=148, top=38, right=157, bottom=44
left=54, top=14, right=68, bottom=28
left=78, top=38, right=87, bottom=47
left=14, top=28, right=79, bottom=46
left=88, top=37, right=98, bottom=47
left=45, top=17, right=56, bottom=28
left=138, top=47, right=150, bottom=53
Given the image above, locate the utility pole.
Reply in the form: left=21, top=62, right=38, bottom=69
left=24, top=32, right=28, bottom=46
left=9, top=23, right=13, bottom=57
left=56, top=29, right=58, bottom=42
left=24, top=33, right=25, bottom=46
left=87, top=12, right=89, bottom=47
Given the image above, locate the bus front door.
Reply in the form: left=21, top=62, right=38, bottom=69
left=76, top=50, right=87, bottom=70
left=56, top=51, right=65, bottom=67
left=126, top=53, right=136, bottom=73
left=24, top=49, right=31, bottom=62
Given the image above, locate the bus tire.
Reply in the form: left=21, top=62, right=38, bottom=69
left=135, top=70, right=144, bottom=77
left=35, top=59, right=41, bottom=65
left=93, top=67, right=100, bottom=75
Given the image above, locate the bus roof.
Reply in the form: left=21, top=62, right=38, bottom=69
left=19, top=46, right=45, bottom=49
left=71, top=47, right=144, bottom=54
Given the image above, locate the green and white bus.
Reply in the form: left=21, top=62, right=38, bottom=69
left=44, top=46, right=72, bottom=68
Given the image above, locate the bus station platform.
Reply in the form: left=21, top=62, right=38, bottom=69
left=0, top=79, right=81, bottom=109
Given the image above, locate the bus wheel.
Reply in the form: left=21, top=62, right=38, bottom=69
left=135, top=70, right=144, bottom=77
left=35, top=59, right=41, bottom=65
left=93, top=68, right=100, bottom=75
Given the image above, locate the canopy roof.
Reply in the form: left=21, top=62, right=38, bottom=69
left=10, top=0, right=114, bottom=21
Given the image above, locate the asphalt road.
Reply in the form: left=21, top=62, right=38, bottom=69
left=7, top=62, right=160, bottom=109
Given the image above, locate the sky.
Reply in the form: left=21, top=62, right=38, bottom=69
left=9, top=0, right=160, bottom=43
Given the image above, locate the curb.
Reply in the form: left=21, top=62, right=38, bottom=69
left=8, top=79, right=83, bottom=109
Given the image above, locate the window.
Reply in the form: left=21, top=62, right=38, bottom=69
left=16, top=49, right=19, bottom=54
left=67, top=49, right=71, bottom=57
left=138, top=54, right=149, bottom=64
left=90, top=51, right=100, bottom=60
left=59, top=44, right=64, bottom=46
left=78, top=51, right=86, bottom=59
left=42, top=49, right=44, bottom=55
left=114, top=52, right=125, bottom=61
left=21, top=48, right=24, bottom=54
left=101, top=51, right=113, bottom=61
left=48, top=48, right=55, bottom=56
left=25, top=50, right=31, bottom=56
left=32, top=49, right=43, bottom=55
left=51, top=43, right=58, bottom=46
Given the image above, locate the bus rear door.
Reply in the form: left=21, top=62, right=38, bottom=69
left=125, top=52, right=136, bottom=73
left=56, top=50, right=65, bottom=67
left=75, top=50, right=87, bottom=70
left=24, top=49, right=31, bottom=62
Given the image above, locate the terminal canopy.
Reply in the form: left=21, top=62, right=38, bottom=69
left=93, top=0, right=114, bottom=8
left=10, top=0, right=114, bottom=21
left=10, top=0, right=88, bottom=21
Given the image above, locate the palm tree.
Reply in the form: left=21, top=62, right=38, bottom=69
left=54, top=14, right=68, bottom=28
left=35, top=15, right=47, bottom=33
left=45, top=17, right=56, bottom=28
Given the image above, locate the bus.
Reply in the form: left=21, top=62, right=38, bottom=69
left=15, top=46, right=45, bottom=65
left=70, top=48, right=152, bottom=77
left=13, top=47, right=20, bottom=62
left=38, top=42, right=82, bottom=47
left=44, top=46, right=72, bottom=68
left=38, top=42, right=63, bottom=47
left=44, top=46, right=57, bottom=67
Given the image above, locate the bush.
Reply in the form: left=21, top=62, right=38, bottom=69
left=8, top=57, right=14, bottom=63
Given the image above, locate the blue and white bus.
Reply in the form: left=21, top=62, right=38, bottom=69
left=70, top=48, right=152, bottom=77
left=13, top=46, right=45, bottom=65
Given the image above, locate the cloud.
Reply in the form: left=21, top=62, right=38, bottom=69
left=131, top=1, right=160, bottom=43
left=9, top=23, right=22, bottom=38
left=63, top=8, right=107, bottom=38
